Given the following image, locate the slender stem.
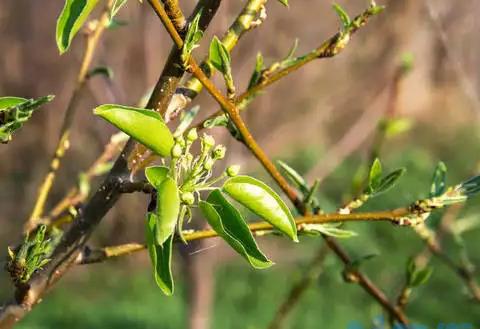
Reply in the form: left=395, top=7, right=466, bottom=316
left=148, top=2, right=409, bottom=325
left=25, top=1, right=114, bottom=233
left=77, top=207, right=412, bottom=264
left=197, top=5, right=382, bottom=128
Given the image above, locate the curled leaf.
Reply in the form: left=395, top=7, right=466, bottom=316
left=200, top=190, right=272, bottom=269
left=146, top=213, right=174, bottom=296
left=300, top=224, right=357, bottom=239
left=155, top=177, right=180, bottom=245
left=222, top=176, right=298, bottom=242
left=56, top=0, right=100, bottom=54
left=430, top=161, right=447, bottom=198
left=277, top=160, right=309, bottom=195
left=145, top=166, right=169, bottom=187
left=94, top=104, right=174, bottom=157
left=333, top=3, right=351, bottom=29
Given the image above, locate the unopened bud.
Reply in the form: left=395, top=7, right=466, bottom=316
left=226, top=165, right=240, bottom=177
left=213, top=145, right=226, bottom=159
left=175, top=135, right=186, bottom=148
left=201, top=134, right=215, bottom=151
left=181, top=192, right=195, bottom=205
left=171, top=143, right=183, bottom=158
left=186, top=128, right=198, bottom=142
left=203, top=158, right=215, bottom=171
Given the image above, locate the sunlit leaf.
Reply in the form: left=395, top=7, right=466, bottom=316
left=56, top=0, right=100, bottom=54
left=93, top=104, right=174, bottom=157
left=222, top=176, right=298, bottom=242
left=145, top=166, right=169, bottom=188
left=200, top=190, right=272, bottom=269
left=332, top=3, right=351, bottom=29
left=154, top=177, right=180, bottom=245
left=146, top=213, right=174, bottom=296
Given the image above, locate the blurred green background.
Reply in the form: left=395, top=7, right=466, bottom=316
left=1, top=0, right=480, bottom=328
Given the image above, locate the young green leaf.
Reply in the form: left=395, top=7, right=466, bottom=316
left=277, top=160, right=309, bottom=195
left=145, top=166, right=169, bottom=188
left=93, top=104, right=174, bottom=157
left=200, top=190, right=272, bottom=269
left=56, top=0, right=100, bottom=54
left=110, top=0, right=128, bottom=20
left=247, top=53, right=264, bottom=89
left=0, top=97, right=28, bottom=109
left=332, top=3, right=351, bottom=30
left=146, top=213, right=174, bottom=296
left=430, top=161, right=447, bottom=198
left=222, top=176, right=298, bottom=242
left=1, top=95, right=54, bottom=143
left=368, top=158, right=383, bottom=192
left=181, top=11, right=203, bottom=65
left=376, top=169, right=406, bottom=194
left=155, top=177, right=180, bottom=245
left=209, top=36, right=231, bottom=75
left=277, top=0, right=289, bottom=7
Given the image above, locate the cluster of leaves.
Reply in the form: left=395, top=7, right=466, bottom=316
left=94, top=104, right=298, bottom=295
left=0, top=96, right=54, bottom=143
left=5, top=226, right=61, bottom=285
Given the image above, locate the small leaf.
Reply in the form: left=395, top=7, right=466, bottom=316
left=300, top=224, right=357, bottom=239
left=222, top=176, right=298, bottom=242
left=430, top=161, right=447, bottom=198
left=93, top=104, right=174, bottom=157
left=350, top=253, right=378, bottom=269
left=203, top=114, right=229, bottom=129
left=0, top=97, right=28, bottom=109
left=382, top=118, right=412, bottom=138
left=200, top=190, right=272, bottom=269
left=410, top=267, right=433, bottom=287
left=248, top=53, right=264, bottom=89
left=277, top=160, right=309, bottom=195
left=181, top=11, right=203, bottom=65
left=146, top=213, right=174, bottom=296
left=370, top=168, right=406, bottom=196
left=110, top=0, right=128, bottom=20
left=87, top=66, right=114, bottom=80
left=368, top=158, right=382, bottom=192
left=277, top=0, right=289, bottom=7
left=457, top=174, right=480, bottom=197
left=78, top=173, right=90, bottom=196
left=1, top=95, right=54, bottom=143
left=332, top=3, right=351, bottom=29
left=209, top=36, right=231, bottom=75
left=56, top=0, right=100, bottom=54
left=155, top=177, right=180, bottom=245
left=145, top=166, right=169, bottom=187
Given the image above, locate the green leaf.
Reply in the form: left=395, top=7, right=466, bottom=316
left=93, top=104, right=174, bottom=157
left=110, top=0, right=128, bottom=20
left=181, top=11, right=203, bottom=65
left=382, top=118, right=412, bottom=138
left=0, top=97, right=27, bottom=109
left=332, top=3, right=351, bottom=29
left=200, top=190, right=272, bottom=269
left=209, top=36, right=231, bottom=75
left=145, top=166, right=169, bottom=188
left=376, top=168, right=406, bottom=194
left=248, top=53, right=264, bottom=89
left=155, top=177, right=180, bottom=245
left=203, top=114, right=229, bottom=129
left=300, top=224, right=357, bottom=238
left=1, top=95, right=54, bottom=143
left=277, top=0, right=289, bottom=7
left=146, top=213, right=174, bottom=296
left=368, top=158, right=382, bottom=192
left=430, top=161, right=447, bottom=198
left=56, top=0, right=100, bottom=54
left=222, top=176, right=298, bottom=242
left=277, top=160, right=309, bottom=195
left=457, top=174, right=480, bottom=197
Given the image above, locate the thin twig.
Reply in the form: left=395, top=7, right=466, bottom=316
left=25, top=0, right=114, bottom=233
